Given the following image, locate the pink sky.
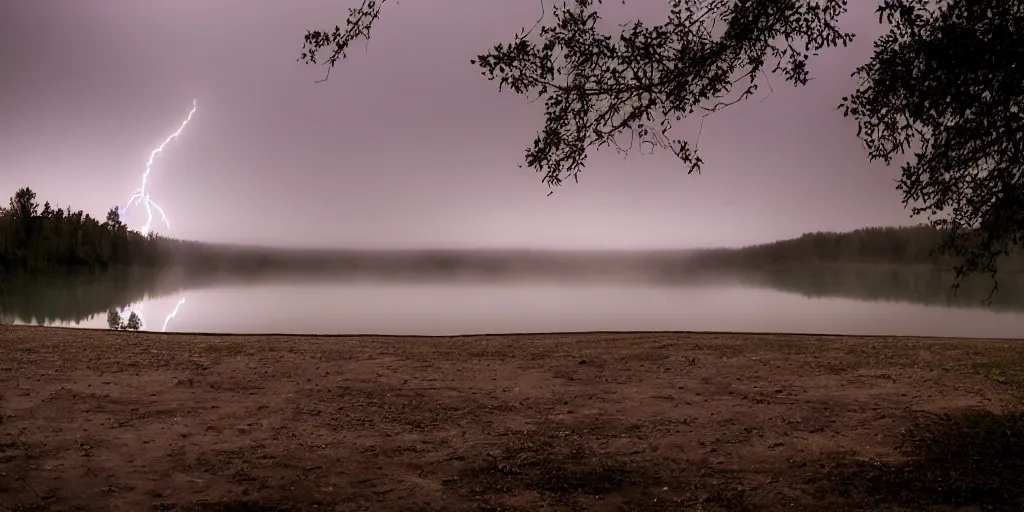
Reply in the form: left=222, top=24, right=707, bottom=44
left=0, top=0, right=910, bottom=249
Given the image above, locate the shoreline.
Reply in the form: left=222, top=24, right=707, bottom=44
left=5, top=324, right=1023, bottom=342
left=1, top=326, right=1022, bottom=511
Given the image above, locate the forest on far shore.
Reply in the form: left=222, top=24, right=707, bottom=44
left=682, top=225, right=1024, bottom=274
left=4, top=187, right=1022, bottom=280
left=0, top=187, right=167, bottom=275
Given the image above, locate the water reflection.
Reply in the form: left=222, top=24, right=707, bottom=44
left=724, top=264, right=1024, bottom=312
left=104, top=281, right=1024, bottom=338
left=3, top=263, right=1024, bottom=336
left=0, top=270, right=188, bottom=329
left=114, top=296, right=187, bottom=332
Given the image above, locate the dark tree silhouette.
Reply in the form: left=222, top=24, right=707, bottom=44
left=684, top=224, right=1024, bottom=272
left=299, top=0, right=1024, bottom=285
left=10, top=187, right=39, bottom=222
left=299, top=0, right=854, bottom=187
left=104, top=308, right=142, bottom=331
left=841, top=0, right=1024, bottom=291
left=107, top=308, right=122, bottom=330
left=0, top=187, right=168, bottom=274
left=125, top=311, right=142, bottom=331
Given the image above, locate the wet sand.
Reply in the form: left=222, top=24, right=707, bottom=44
left=1, top=325, right=1022, bottom=511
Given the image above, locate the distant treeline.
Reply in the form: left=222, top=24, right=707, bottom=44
left=154, top=226, right=1024, bottom=280
left=0, top=187, right=690, bottom=281
left=5, top=187, right=1021, bottom=282
left=680, top=225, right=1024, bottom=273
left=0, top=187, right=167, bottom=276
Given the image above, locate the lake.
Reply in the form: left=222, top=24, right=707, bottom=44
left=3, top=265, right=1024, bottom=338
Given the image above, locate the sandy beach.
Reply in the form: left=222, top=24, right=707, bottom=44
left=0, top=325, right=1022, bottom=511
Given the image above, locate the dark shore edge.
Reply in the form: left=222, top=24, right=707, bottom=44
left=4, top=323, right=1021, bottom=342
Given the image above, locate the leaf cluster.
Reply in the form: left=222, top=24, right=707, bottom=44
left=299, top=0, right=1024, bottom=286
left=0, top=187, right=167, bottom=274
left=106, top=308, right=142, bottom=331
left=299, top=0, right=854, bottom=187
left=841, top=0, right=1024, bottom=292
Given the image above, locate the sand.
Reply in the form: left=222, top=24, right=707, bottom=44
left=1, top=325, right=1022, bottom=511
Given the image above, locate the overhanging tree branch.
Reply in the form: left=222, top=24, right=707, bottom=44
left=299, top=0, right=1024, bottom=293
left=841, top=0, right=1024, bottom=297
left=299, top=0, right=854, bottom=187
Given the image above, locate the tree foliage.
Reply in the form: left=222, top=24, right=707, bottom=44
left=685, top=224, right=1024, bottom=271
left=300, top=0, right=854, bottom=187
left=105, top=307, right=142, bottom=331
left=841, top=0, right=1024, bottom=290
left=299, top=0, right=1024, bottom=286
left=125, top=311, right=142, bottom=331
left=0, top=187, right=166, bottom=275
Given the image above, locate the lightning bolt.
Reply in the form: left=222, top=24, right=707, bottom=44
left=161, top=297, right=187, bottom=332
left=122, top=100, right=197, bottom=235
left=119, top=296, right=187, bottom=332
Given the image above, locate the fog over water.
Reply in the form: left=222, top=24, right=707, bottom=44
left=5, top=255, right=1024, bottom=339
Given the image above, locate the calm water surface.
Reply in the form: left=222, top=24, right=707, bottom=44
left=5, top=277, right=1024, bottom=339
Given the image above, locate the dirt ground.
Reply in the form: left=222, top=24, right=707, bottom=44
left=1, top=326, right=1022, bottom=512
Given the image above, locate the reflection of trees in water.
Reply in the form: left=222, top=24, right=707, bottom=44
left=114, top=296, right=186, bottom=332
left=0, top=270, right=186, bottom=326
left=6, top=261, right=1024, bottom=327
left=739, top=264, right=1024, bottom=312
